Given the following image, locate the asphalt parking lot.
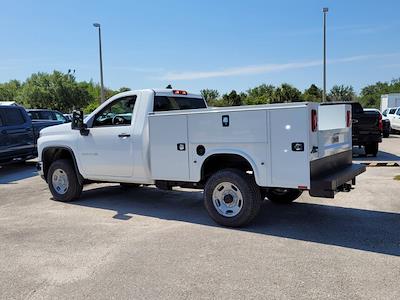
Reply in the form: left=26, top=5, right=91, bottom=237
left=1, top=136, right=399, bottom=299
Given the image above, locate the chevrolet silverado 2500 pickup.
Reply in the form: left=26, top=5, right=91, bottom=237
left=37, top=89, right=366, bottom=227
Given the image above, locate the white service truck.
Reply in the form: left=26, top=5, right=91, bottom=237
left=37, top=89, right=365, bottom=227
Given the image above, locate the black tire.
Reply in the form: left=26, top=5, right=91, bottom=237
left=264, top=188, right=302, bottom=204
left=204, top=168, right=262, bottom=227
left=120, top=183, right=141, bottom=190
left=47, top=159, right=83, bottom=202
left=383, top=132, right=390, bottom=138
left=365, top=142, right=378, bottom=157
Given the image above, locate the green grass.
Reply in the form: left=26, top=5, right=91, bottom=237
left=394, top=175, right=400, bottom=181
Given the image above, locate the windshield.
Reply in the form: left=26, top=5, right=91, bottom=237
left=153, top=96, right=206, bottom=112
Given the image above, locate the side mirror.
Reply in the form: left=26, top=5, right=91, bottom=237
left=71, top=110, right=89, bottom=136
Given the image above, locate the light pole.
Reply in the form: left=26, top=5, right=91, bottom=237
left=93, top=23, right=105, bottom=103
left=322, top=7, right=328, bottom=102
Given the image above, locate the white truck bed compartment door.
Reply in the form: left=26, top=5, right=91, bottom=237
left=269, top=107, right=309, bottom=188
left=317, top=104, right=352, bottom=158
left=149, top=114, right=189, bottom=181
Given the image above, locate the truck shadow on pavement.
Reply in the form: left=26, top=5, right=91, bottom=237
left=0, top=161, right=38, bottom=184
left=353, top=150, right=400, bottom=162
left=74, top=185, right=400, bottom=257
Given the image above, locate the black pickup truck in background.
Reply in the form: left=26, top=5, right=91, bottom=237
left=322, top=102, right=382, bottom=157
left=0, top=105, right=62, bottom=164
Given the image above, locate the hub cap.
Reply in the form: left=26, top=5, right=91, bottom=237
left=212, top=182, right=243, bottom=217
left=52, top=169, right=69, bottom=195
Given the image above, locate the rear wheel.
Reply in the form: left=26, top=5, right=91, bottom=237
left=204, top=169, right=262, bottom=227
left=47, top=159, right=83, bottom=202
left=265, top=188, right=302, bottom=204
left=365, top=142, right=378, bottom=157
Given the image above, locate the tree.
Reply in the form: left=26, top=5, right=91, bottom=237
left=222, top=90, right=243, bottom=106
left=273, top=83, right=302, bottom=103
left=328, top=85, right=356, bottom=102
left=119, top=87, right=131, bottom=92
left=245, top=84, right=275, bottom=105
left=201, top=89, right=220, bottom=104
left=302, top=84, right=322, bottom=102
left=0, top=80, right=22, bottom=102
left=359, top=79, right=400, bottom=108
left=17, top=71, right=93, bottom=112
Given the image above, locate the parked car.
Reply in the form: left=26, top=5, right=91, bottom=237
left=322, top=102, right=382, bottom=156
left=0, top=105, right=62, bottom=164
left=27, top=109, right=70, bottom=123
left=383, top=107, right=398, bottom=124
left=37, top=89, right=365, bottom=227
left=389, top=107, right=400, bottom=132
left=364, top=108, right=390, bottom=138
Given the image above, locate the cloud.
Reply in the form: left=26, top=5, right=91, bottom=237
left=159, top=53, right=400, bottom=81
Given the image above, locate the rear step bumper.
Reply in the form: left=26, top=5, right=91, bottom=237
left=309, top=150, right=366, bottom=198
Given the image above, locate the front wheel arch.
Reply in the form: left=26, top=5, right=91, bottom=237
left=42, top=147, right=84, bottom=184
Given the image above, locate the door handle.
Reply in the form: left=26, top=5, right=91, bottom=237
left=1, top=130, right=6, bottom=134
left=118, top=133, right=131, bottom=138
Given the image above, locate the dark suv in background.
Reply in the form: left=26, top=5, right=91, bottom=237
left=0, top=106, right=62, bottom=164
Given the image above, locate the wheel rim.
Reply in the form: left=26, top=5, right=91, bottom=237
left=52, top=169, right=69, bottom=195
left=212, top=182, right=243, bottom=217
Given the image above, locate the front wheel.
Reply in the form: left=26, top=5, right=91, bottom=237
left=204, top=169, right=262, bottom=227
left=264, top=188, right=302, bottom=204
left=47, top=159, right=83, bottom=202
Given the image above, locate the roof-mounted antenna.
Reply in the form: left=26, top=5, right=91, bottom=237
left=165, top=84, right=172, bottom=89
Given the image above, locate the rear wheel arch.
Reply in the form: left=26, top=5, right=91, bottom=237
left=42, top=147, right=83, bottom=183
left=200, top=152, right=260, bottom=184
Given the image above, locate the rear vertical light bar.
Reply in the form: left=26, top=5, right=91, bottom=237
left=346, top=110, right=351, bottom=127
left=311, top=109, right=318, bottom=132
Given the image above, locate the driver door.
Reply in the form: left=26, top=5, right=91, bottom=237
left=77, top=95, right=137, bottom=179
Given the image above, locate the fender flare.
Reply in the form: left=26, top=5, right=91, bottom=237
left=42, top=146, right=84, bottom=184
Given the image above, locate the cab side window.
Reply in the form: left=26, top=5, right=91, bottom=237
left=93, top=96, right=137, bottom=127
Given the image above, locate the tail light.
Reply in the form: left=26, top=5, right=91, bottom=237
left=378, top=113, right=383, bottom=131
left=311, top=109, right=318, bottom=132
left=346, top=110, right=351, bottom=127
